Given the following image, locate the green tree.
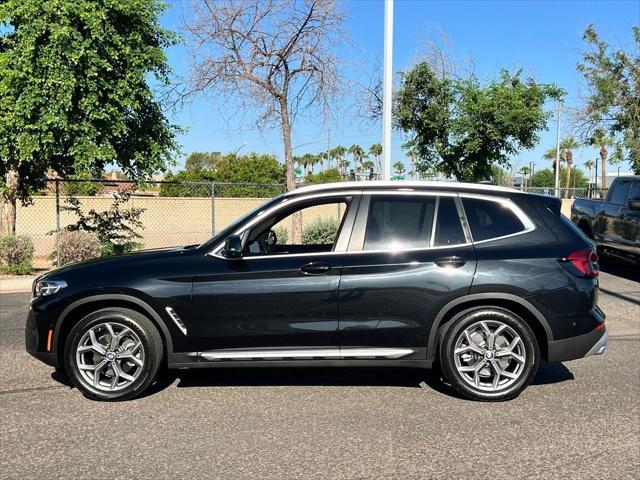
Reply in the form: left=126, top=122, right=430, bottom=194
left=394, top=63, right=562, bottom=181
left=185, top=152, right=222, bottom=171
left=303, top=168, right=342, bottom=185
left=530, top=167, right=588, bottom=189
left=0, top=0, right=179, bottom=235
left=64, top=173, right=103, bottom=196
left=577, top=25, right=639, bottom=175
left=160, top=152, right=285, bottom=198
left=491, top=165, right=514, bottom=187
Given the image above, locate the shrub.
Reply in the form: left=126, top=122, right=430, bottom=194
left=272, top=226, right=289, bottom=244
left=55, top=231, right=102, bottom=266
left=60, top=191, right=145, bottom=256
left=302, top=217, right=340, bottom=245
left=0, top=235, right=35, bottom=275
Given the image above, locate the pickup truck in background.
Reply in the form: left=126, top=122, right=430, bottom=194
left=571, top=176, right=640, bottom=263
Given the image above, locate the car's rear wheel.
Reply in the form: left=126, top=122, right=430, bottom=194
left=439, top=307, right=539, bottom=401
left=64, top=308, right=163, bottom=401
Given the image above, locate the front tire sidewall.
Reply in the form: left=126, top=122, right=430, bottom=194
left=440, top=308, right=539, bottom=401
left=64, top=308, right=163, bottom=401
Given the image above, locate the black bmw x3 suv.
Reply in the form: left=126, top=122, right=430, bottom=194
left=26, top=181, right=607, bottom=401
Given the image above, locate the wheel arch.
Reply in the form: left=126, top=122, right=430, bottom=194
left=427, top=293, right=553, bottom=362
left=53, top=294, right=173, bottom=366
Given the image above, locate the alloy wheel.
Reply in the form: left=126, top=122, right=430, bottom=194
left=75, top=320, right=145, bottom=392
left=453, top=320, right=527, bottom=392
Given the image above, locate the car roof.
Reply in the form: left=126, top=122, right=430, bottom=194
left=286, top=180, right=520, bottom=197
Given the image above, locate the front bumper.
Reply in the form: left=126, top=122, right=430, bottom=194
left=547, top=327, right=608, bottom=363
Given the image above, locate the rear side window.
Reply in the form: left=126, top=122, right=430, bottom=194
left=434, top=197, right=466, bottom=246
left=364, top=196, right=436, bottom=249
left=462, top=198, right=525, bottom=242
left=608, top=181, right=632, bottom=205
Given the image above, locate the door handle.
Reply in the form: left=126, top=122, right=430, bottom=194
left=434, top=256, right=467, bottom=268
left=300, top=262, right=332, bottom=275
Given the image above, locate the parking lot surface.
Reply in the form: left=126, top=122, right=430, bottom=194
left=1, top=260, right=638, bottom=479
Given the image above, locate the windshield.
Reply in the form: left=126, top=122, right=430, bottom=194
left=197, top=195, right=284, bottom=251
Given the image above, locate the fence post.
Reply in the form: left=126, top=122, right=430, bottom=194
left=55, top=178, right=60, bottom=267
left=211, top=182, right=216, bottom=237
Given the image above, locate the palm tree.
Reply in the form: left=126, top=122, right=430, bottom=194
left=406, top=149, right=418, bottom=179
left=560, top=137, right=580, bottom=198
left=592, top=130, right=615, bottom=191
left=318, top=152, right=328, bottom=172
left=348, top=144, right=366, bottom=172
left=361, top=160, right=375, bottom=179
left=393, top=161, right=406, bottom=177
left=543, top=147, right=566, bottom=178
left=584, top=160, right=595, bottom=184
left=519, top=166, right=530, bottom=188
left=369, top=143, right=382, bottom=174
left=330, top=146, right=347, bottom=175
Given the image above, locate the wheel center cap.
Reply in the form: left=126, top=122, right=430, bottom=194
left=484, top=350, right=494, bottom=360
left=106, top=351, right=116, bottom=361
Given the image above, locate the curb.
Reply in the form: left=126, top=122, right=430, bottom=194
left=0, top=276, right=36, bottom=294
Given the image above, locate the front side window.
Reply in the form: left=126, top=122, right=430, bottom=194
left=364, top=196, right=436, bottom=250
left=462, top=198, right=526, bottom=242
left=245, top=199, right=348, bottom=255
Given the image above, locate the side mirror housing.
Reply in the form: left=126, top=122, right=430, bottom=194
left=222, top=235, right=243, bottom=259
left=629, top=200, right=640, bottom=211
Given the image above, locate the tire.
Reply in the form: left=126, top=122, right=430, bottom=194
left=64, top=307, right=164, bottom=401
left=439, top=307, right=539, bottom=402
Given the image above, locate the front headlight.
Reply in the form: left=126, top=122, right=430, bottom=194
left=33, top=279, right=68, bottom=297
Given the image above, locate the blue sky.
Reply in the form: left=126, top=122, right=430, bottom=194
left=162, top=0, right=638, bottom=175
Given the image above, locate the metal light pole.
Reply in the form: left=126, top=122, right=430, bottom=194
left=382, top=0, right=394, bottom=181
left=554, top=101, right=561, bottom=196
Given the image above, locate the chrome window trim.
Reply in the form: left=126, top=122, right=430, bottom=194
left=208, top=189, right=535, bottom=260
left=458, top=193, right=536, bottom=244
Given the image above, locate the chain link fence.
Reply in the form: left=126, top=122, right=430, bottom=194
left=14, top=177, right=607, bottom=267
left=517, top=186, right=607, bottom=199
left=15, top=179, right=285, bottom=266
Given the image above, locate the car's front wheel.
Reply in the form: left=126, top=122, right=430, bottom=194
left=64, top=308, right=164, bottom=401
left=439, top=307, right=539, bottom=401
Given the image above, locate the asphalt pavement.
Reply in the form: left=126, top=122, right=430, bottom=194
left=1, top=259, right=638, bottom=479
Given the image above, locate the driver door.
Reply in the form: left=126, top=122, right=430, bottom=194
left=188, top=194, right=359, bottom=356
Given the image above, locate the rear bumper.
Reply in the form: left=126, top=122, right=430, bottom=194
left=547, top=327, right=608, bottom=362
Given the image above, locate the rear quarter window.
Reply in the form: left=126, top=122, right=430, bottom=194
left=462, top=198, right=526, bottom=242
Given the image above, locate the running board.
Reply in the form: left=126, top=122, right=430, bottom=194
left=199, top=347, right=414, bottom=361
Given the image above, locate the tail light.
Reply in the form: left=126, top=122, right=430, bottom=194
left=561, top=249, right=599, bottom=278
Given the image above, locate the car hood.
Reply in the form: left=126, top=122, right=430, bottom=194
left=43, top=245, right=198, bottom=279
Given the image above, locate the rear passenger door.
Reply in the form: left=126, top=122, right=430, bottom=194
left=338, top=192, right=476, bottom=359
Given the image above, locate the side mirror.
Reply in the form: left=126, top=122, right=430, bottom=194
left=221, top=235, right=243, bottom=259
left=629, top=200, right=640, bottom=211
